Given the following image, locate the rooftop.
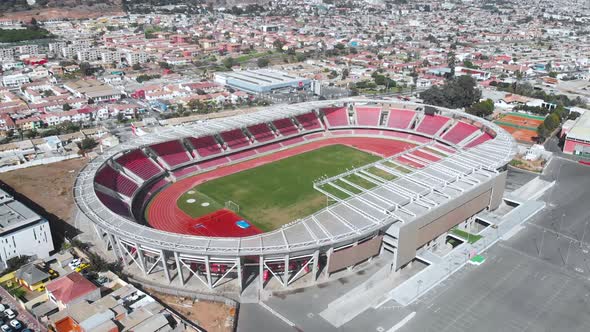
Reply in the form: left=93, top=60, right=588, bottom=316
left=567, top=109, right=590, bottom=141
left=46, top=272, right=98, bottom=305
left=0, top=188, right=43, bottom=233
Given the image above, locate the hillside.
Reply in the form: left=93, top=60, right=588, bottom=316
left=0, top=1, right=124, bottom=21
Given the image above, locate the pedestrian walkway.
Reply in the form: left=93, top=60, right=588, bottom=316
left=384, top=199, right=546, bottom=306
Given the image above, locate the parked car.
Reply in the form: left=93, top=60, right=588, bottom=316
left=0, top=305, right=5, bottom=312
left=75, top=263, right=90, bottom=272
left=68, top=259, right=82, bottom=269
left=1, top=324, right=11, bottom=332
left=8, top=320, right=20, bottom=330
left=3, top=310, right=15, bottom=320
left=21, top=329, right=31, bottom=332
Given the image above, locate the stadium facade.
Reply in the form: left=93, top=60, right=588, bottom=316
left=74, top=99, right=516, bottom=293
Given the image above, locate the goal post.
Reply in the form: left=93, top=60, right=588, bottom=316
left=225, top=200, right=240, bottom=213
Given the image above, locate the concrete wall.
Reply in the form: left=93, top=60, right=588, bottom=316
left=394, top=172, right=506, bottom=269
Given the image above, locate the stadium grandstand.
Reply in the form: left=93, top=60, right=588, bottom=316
left=74, top=99, right=516, bottom=294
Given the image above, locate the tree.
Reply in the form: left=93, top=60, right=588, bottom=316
left=77, top=137, right=98, bottom=151
left=63, top=103, right=72, bottom=111
left=24, top=129, right=38, bottom=139
left=132, top=63, right=142, bottom=70
left=272, top=39, right=285, bottom=51
left=223, top=57, right=235, bottom=69
left=420, top=76, right=481, bottom=109
left=447, top=51, right=456, bottom=79
left=257, top=58, right=270, bottom=68
left=5, top=256, right=31, bottom=273
left=116, top=112, right=125, bottom=123
left=466, top=99, right=494, bottom=118
left=334, top=43, right=345, bottom=50
left=158, top=61, right=171, bottom=69
left=341, top=68, right=350, bottom=80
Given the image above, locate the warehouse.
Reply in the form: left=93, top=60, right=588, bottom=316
left=214, top=69, right=311, bottom=94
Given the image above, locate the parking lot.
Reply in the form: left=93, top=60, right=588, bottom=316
left=0, top=287, right=45, bottom=332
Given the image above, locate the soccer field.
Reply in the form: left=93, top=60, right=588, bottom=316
left=177, top=144, right=381, bottom=232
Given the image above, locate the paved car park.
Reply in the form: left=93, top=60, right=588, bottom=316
left=0, top=287, right=45, bottom=332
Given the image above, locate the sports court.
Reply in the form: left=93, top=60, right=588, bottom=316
left=494, top=112, right=544, bottom=143
left=146, top=137, right=416, bottom=236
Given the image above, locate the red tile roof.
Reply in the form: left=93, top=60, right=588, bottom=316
left=46, top=272, right=97, bottom=304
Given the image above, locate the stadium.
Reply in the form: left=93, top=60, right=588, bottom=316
left=73, top=99, right=516, bottom=294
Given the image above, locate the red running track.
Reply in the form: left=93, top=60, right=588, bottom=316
left=146, top=137, right=416, bottom=237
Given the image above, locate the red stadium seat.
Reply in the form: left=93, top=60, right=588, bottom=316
left=355, top=107, right=381, bottom=126
left=115, top=150, right=162, bottom=181
left=441, top=122, right=479, bottom=144
left=188, top=136, right=223, bottom=158
left=150, top=140, right=191, bottom=167
left=95, top=165, right=138, bottom=197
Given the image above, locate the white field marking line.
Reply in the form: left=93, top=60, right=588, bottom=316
left=386, top=312, right=416, bottom=332
left=258, top=301, right=296, bottom=328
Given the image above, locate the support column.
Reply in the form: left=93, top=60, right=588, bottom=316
left=160, top=249, right=170, bottom=283
left=108, top=233, right=121, bottom=260
left=258, top=255, right=264, bottom=291
left=92, top=224, right=103, bottom=243
left=174, top=252, right=184, bottom=286
left=204, top=256, right=212, bottom=289
left=135, top=244, right=147, bottom=276
left=237, top=258, right=243, bottom=293
left=117, top=239, right=128, bottom=267
left=283, top=254, right=290, bottom=287
left=324, top=247, right=334, bottom=280
left=312, top=250, right=319, bottom=281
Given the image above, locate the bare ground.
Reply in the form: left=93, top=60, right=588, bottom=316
left=149, top=291, right=235, bottom=332
left=0, top=157, right=87, bottom=223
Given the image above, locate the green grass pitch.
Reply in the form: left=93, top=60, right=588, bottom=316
left=177, top=145, right=381, bottom=232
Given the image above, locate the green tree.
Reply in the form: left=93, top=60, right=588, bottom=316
left=77, top=137, right=98, bottom=151
left=63, top=103, right=72, bottom=111
left=223, top=57, right=235, bottom=69
left=420, top=76, right=481, bottom=109
left=24, top=129, right=38, bottom=139
left=447, top=51, right=456, bottom=79
left=466, top=99, right=494, bottom=117
left=132, top=63, right=142, bottom=70
left=257, top=58, right=270, bottom=68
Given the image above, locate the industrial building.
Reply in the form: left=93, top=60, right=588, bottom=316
left=563, top=110, right=590, bottom=155
left=214, top=69, right=311, bottom=94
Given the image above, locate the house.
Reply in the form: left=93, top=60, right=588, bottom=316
left=46, top=272, right=100, bottom=310
left=15, top=263, right=54, bottom=292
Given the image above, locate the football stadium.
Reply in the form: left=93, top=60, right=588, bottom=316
left=74, top=99, right=516, bottom=293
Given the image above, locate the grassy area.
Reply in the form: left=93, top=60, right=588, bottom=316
left=180, top=145, right=380, bottom=231
left=177, top=191, right=224, bottom=218
left=450, top=228, right=482, bottom=244
left=0, top=27, right=52, bottom=43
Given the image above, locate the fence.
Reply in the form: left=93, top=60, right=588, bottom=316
left=0, top=155, right=80, bottom=173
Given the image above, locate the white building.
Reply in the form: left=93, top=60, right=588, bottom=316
left=0, top=189, right=54, bottom=264
left=2, top=74, right=31, bottom=88
left=125, top=52, right=149, bottom=65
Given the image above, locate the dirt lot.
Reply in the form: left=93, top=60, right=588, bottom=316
left=0, top=157, right=87, bottom=222
left=148, top=291, right=235, bottom=332
left=2, top=6, right=124, bottom=21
